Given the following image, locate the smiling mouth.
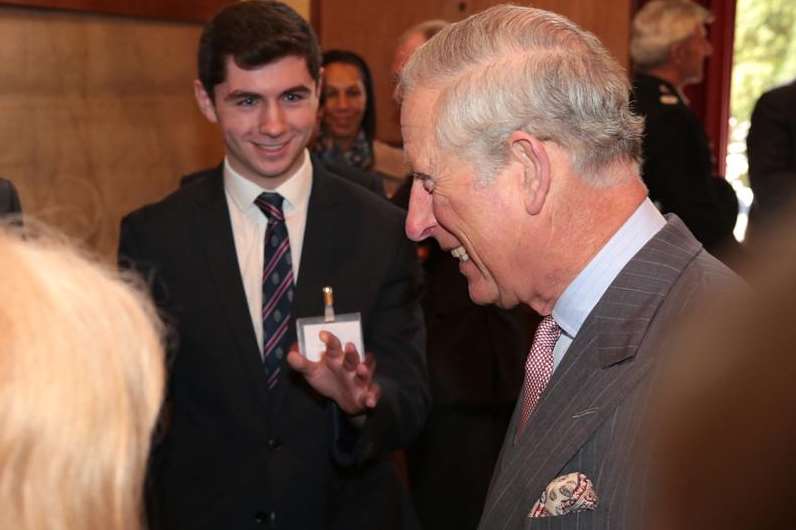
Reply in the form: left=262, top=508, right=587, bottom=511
left=252, top=140, right=290, bottom=153
left=451, top=245, right=470, bottom=262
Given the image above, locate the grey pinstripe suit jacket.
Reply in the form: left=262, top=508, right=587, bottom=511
left=478, top=215, right=740, bottom=530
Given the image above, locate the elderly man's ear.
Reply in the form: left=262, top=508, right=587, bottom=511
left=509, top=131, right=551, bottom=215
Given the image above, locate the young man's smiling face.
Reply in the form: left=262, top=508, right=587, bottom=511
left=195, top=55, right=320, bottom=189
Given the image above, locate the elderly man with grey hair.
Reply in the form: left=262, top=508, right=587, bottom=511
left=399, top=4, right=740, bottom=529
left=630, top=0, right=738, bottom=261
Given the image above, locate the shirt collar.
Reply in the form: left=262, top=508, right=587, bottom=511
left=552, top=198, right=666, bottom=339
left=223, top=149, right=313, bottom=214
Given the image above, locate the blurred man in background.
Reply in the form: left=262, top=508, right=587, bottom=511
left=747, top=78, right=796, bottom=243
left=630, top=0, right=739, bottom=262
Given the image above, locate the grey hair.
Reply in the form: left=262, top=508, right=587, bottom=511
left=630, top=0, right=714, bottom=72
left=398, top=4, right=643, bottom=185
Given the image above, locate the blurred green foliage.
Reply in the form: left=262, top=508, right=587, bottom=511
left=732, top=0, right=796, bottom=123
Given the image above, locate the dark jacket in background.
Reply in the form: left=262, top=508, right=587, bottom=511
left=632, top=73, right=738, bottom=258
left=0, top=178, right=22, bottom=217
left=747, top=78, right=796, bottom=237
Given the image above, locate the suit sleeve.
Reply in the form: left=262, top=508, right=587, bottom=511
left=118, top=212, right=179, bottom=400
left=119, top=213, right=176, bottom=313
left=332, top=221, right=429, bottom=465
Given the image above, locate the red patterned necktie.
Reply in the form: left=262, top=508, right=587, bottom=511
left=254, top=192, right=294, bottom=390
left=518, top=315, right=561, bottom=434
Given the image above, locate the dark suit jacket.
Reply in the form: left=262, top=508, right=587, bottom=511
left=0, top=178, right=22, bottom=216
left=631, top=74, right=735, bottom=255
left=478, top=216, right=740, bottom=530
left=119, top=163, right=429, bottom=530
left=321, top=159, right=386, bottom=197
left=747, top=79, right=796, bottom=233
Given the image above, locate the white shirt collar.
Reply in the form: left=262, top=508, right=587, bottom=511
left=552, top=198, right=666, bottom=339
left=223, top=149, right=313, bottom=214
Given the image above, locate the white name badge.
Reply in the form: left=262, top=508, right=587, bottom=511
left=295, top=312, right=364, bottom=362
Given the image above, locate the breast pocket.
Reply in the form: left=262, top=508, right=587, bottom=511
left=524, top=508, right=598, bottom=529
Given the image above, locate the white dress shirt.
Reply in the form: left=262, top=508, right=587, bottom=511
left=550, top=198, right=667, bottom=371
left=224, top=150, right=313, bottom=350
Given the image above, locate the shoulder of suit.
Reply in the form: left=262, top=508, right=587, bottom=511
left=647, top=81, right=682, bottom=107
left=315, top=165, right=406, bottom=226
left=179, top=166, right=219, bottom=188
left=633, top=75, right=684, bottom=110
left=124, top=166, right=220, bottom=223
left=758, top=79, right=796, bottom=110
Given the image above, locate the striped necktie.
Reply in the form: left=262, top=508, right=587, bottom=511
left=254, top=192, right=294, bottom=390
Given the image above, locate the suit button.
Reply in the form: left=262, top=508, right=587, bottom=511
left=254, top=511, right=276, bottom=526
left=267, top=438, right=282, bottom=450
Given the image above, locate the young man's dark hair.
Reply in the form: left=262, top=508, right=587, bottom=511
left=197, top=0, right=322, bottom=98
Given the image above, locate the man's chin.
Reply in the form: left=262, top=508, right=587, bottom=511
left=465, top=281, right=497, bottom=307
left=246, top=151, right=305, bottom=183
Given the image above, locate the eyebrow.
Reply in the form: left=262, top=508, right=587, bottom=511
left=281, top=85, right=313, bottom=96
left=223, top=85, right=313, bottom=102
left=224, top=90, right=261, bottom=103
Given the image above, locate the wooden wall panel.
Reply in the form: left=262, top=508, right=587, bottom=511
left=0, top=0, right=310, bottom=22
left=0, top=0, right=229, bottom=22
left=0, top=1, right=310, bottom=257
left=318, top=0, right=631, bottom=145
left=519, top=0, right=631, bottom=73
left=0, top=6, right=221, bottom=257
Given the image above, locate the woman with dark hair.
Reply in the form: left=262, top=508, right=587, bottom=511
left=313, top=50, right=408, bottom=196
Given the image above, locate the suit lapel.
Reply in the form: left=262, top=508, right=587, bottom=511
left=268, top=165, right=341, bottom=415
left=294, top=165, right=340, bottom=319
left=190, top=168, right=273, bottom=414
left=480, top=216, right=702, bottom=528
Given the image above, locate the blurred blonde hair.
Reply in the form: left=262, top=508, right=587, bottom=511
left=0, top=225, right=164, bottom=530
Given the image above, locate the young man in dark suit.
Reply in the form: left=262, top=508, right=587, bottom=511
left=118, top=2, right=428, bottom=529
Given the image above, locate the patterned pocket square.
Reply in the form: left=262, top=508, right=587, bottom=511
left=528, top=472, right=598, bottom=518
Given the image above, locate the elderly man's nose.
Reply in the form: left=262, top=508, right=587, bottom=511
left=405, top=180, right=436, bottom=241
